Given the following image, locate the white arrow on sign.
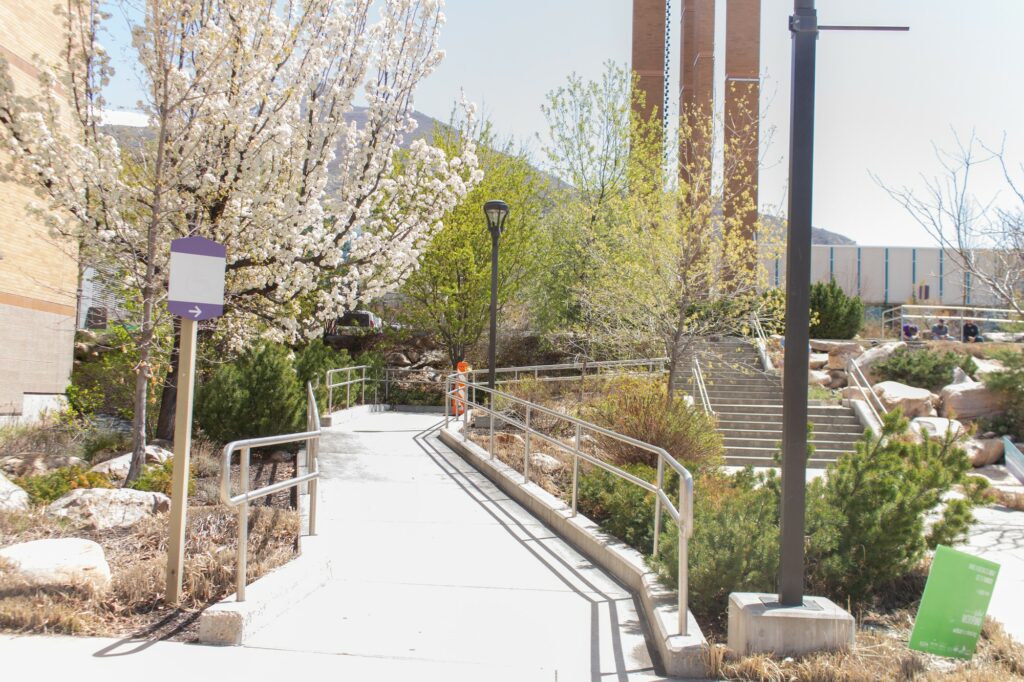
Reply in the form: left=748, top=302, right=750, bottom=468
left=189, top=306, right=202, bottom=318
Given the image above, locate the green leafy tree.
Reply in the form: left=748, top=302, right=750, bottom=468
left=399, top=122, right=549, bottom=368
left=808, top=279, right=864, bottom=339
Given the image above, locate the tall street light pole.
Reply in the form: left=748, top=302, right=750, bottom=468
left=484, top=200, right=510, bottom=393
left=778, top=0, right=817, bottom=607
left=778, top=0, right=908, bottom=607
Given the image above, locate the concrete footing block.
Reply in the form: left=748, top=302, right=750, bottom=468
left=197, top=536, right=332, bottom=645
left=727, top=592, right=855, bottom=657
left=439, top=425, right=708, bottom=679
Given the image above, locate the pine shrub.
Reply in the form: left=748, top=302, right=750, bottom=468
left=984, top=349, right=1024, bottom=436
left=195, top=342, right=304, bottom=445
left=808, top=279, right=864, bottom=339
left=873, top=347, right=977, bottom=391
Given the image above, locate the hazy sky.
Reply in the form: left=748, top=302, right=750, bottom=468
left=100, top=0, right=1024, bottom=247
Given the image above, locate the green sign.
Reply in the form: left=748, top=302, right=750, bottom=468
left=909, top=545, right=1000, bottom=659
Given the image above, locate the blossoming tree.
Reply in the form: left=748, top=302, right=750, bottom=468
left=0, top=0, right=480, bottom=481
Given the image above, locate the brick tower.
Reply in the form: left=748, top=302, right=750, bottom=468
left=631, top=0, right=761, bottom=238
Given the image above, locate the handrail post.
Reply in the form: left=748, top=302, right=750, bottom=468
left=653, top=455, right=664, bottom=555
left=361, top=366, right=366, bottom=405
left=524, top=405, right=531, bottom=483
left=328, top=379, right=334, bottom=415
left=444, top=377, right=450, bottom=427
left=572, top=423, right=581, bottom=517
left=237, top=445, right=250, bottom=602
left=347, top=372, right=351, bottom=408
left=489, top=393, right=495, bottom=459
left=678, top=476, right=688, bottom=637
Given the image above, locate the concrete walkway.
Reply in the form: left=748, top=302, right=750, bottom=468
left=241, top=410, right=665, bottom=681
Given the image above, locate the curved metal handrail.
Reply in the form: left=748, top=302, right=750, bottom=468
left=220, top=382, right=321, bottom=601
left=846, top=358, right=887, bottom=429
left=691, top=355, right=713, bottom=416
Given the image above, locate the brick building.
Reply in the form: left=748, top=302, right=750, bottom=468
left=0, top=2, right=78, bottom=422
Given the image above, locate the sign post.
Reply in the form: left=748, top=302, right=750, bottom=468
left=909, top=545, right=1000, bottom=659
left=165, top=236, right=226, bottom=604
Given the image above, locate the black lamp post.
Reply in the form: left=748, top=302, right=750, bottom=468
left=484, top=200, right=510, bottom=392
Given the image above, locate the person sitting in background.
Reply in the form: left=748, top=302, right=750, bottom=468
left=931, top=319, right=952, bottom=340
left=963, top=320, right=984, bottom=343
left=903, top=322, right=920, bottom=340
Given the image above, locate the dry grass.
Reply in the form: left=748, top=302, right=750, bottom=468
left=0, top=505, right=298, bottom=637
left=705, top=614, right=1024, bottom=681
left=987, top=488, right=1024, bottom=512
left=0, top=431, right=300, bottom=639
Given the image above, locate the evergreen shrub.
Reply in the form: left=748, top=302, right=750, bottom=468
left=874, top=347, right=977, bottom=391
left=984, top=349, right=1024, bottom=436
left=808, top=279, right=864, bottom=339
left=195, top=342, right=304, bottom=445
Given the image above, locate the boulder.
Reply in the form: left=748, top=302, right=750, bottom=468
left=855, top=341, right=906, bottom=382
left=963, top=438, right=1004, bottom=467
left=984, top=332, right=1024, bottom=343
left=826, top=369, right=848, bottom=389
left=972, top=357, right=1007, bottom=378
left=89, top=445, right=172, bottom=481
left=0, top=454, right=85, bottom=477
left=840, top=385, right=873, bottom=401
left=826, top=346, right=865, bottom=371
left=46, top=488, right=171, bottom=530
left=910, top=417, right=965, bottom=439
left=939, top=382, right=1004, bottom=421
left=808, top=353, right=829, bottom=370
left=0, top=472, right=30, bottom=512
left=873, top=381, right=939, bottom=418
left=385, top=351, right=411, bottom=367
left=0, top=538, right=111, bottom=591
left=529, top=453, right=563, bottom=474
left=810, top=340, right=863, bottom=355
left=808, top=369, right=831, bottom=386
left=951, top=367, right=976, bottom=385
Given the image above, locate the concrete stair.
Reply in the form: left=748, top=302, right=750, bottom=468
left=674, top=337, right=863, bottom=468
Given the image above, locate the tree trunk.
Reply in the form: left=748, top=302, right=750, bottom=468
left=155, top=317, right=182, bottom=441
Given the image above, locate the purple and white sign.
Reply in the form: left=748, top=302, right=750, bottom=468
left=168, top=237, right=226, bottom=321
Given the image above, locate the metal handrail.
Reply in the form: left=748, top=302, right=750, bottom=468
left=465, top=357, right=669, bottom=384
left=845, top=358, right=886, bottom=428
left=326, top=365, right=370, bottom=412
left=220, top=382, right=321, bottom=602
left=443, top=376, right=695, bottom=637
left=749, top=314, right=776, bottom=372
left=882, top=304, right=1023, bottom=339
left=692, top=356, right=713, bottom=415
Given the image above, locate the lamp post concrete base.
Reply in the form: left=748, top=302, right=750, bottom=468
left=727, top=592, right=855, bottom=657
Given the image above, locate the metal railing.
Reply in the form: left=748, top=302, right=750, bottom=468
left=382, top=366, right=445, bottom=404
left=326, top=365, right=371, bottom=412
left=220, top=382, right=321, bottom=602
left=691, top=356, right=713, bottom=415
left=846, top=358, right=887, bottom=428
left=882, top=304, right=1024, bottom=340
left=749, top=314, right=775, bottom=372
left=443, top=376, right=695, bottom=637
left=465, top=358, right=669, bottom=386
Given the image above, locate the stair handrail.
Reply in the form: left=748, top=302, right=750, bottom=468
left=846, top=358, right=887, bottom=428
left=692, top=355, right=714, bottom=416
left=748, top=314, right=775, bottom=372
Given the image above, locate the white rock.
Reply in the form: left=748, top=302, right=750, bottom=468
left=0, top=454, right=84, bottom=477
left=0, top=472, right=30, bottom=512
left=951, top=367, right=976, bottom=385
left=963, top=438, right=1005, bottom=467
left=855, top=341, right=907, bottom=382
left=808, top=353, right=829, bottom=370
left=873, top=381, right=939, bottom=418
left=808, top=369, right=831, bottom=386
left=46, top=488, right=171, bottom=530
left=810, top=340, right=863, bottom=355
left=911, top=417, right=965, bottom=439
left=0, top=538, right=111, bottom=591
left=972, top=357, right=1007, bottom=378
left=983, top=332, right=1024, bottom=343
left=939, top=382, right=1004, bottom=420
left=529, top=453, right=563, bottom=474
left=89, top=445, right=172, bottom=481
left=840, top=386, right=873, bottom=401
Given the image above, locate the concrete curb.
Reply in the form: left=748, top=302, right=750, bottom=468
left=197, top=535, right=333, bottom=646
left=439, top=425, right=708, bottom=679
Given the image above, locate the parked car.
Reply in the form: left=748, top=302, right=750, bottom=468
left=326, top=310, right=383, bottom=335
